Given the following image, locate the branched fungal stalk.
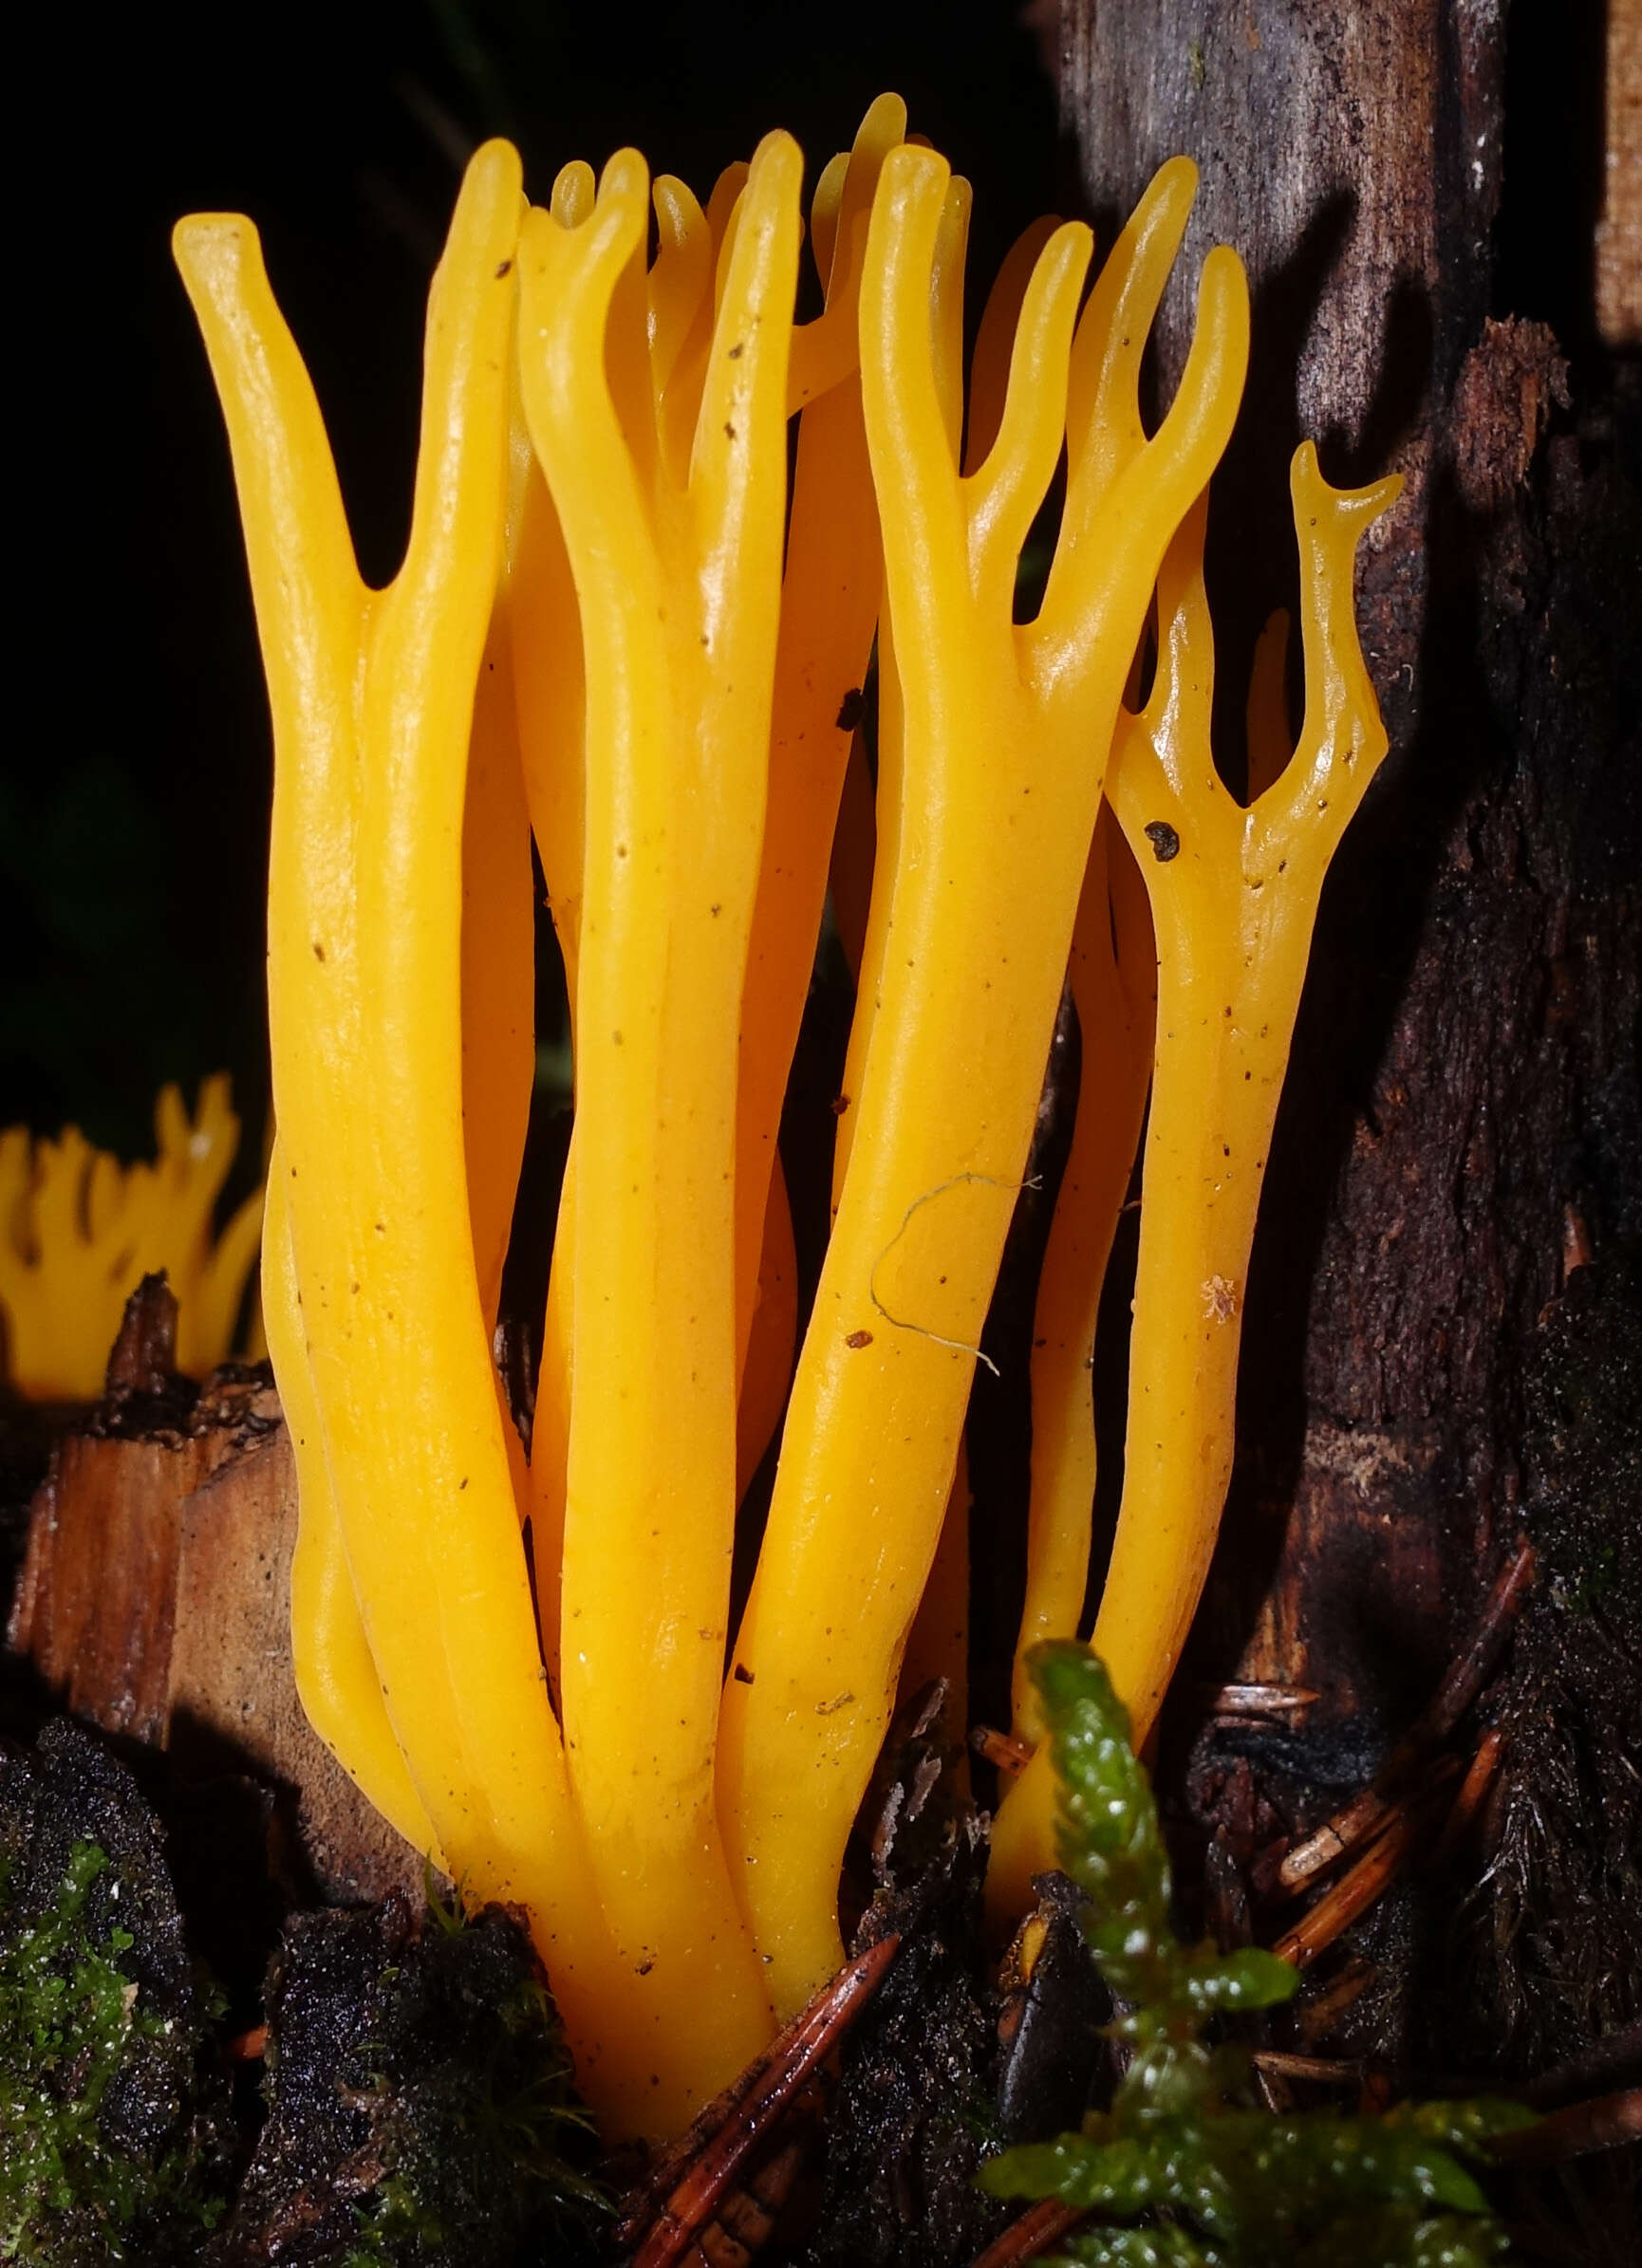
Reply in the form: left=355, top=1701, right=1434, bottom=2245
left=174, top=92, right=1399, bottom=2144
left=175, top=148, right=641, bottom=2126
left=516, top=127, right=804, bottom=2108
left=719, top=146, right=1248, bottom=2017
left=990, top=452, right=1400, bottom=1922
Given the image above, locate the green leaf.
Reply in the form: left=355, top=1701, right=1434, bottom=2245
left=1182, top=1948, right=1298, bottom=2015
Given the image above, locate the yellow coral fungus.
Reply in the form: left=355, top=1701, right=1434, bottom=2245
left=0, top=1074, right=263, bottom=1400
left=988, top=451, right=1400, bottom=1923
left=174, top=92, right=1399, bottom=2142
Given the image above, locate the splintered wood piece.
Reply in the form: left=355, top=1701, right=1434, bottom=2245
left=972, top=1724, right=1035, bottom=1776
left=1254, top=2050, right=1363, bottom=2085
left=165, top=1422, right=424, bottom=1902
left=7, top=1300, right=425, bottom=1905
left=1207, top=1682, right=1321, bottom=1719
left=627, top=1935, right=899, bottom=2268
left=1278, top=1540, right=1533, bottom=1892
left=970, top=2198, right=1085, bottom=2268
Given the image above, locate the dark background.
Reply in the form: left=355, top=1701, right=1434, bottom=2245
left=3, top=0, right=1061, bottom=1176
left=3, top=0, right=1600, bottom=1171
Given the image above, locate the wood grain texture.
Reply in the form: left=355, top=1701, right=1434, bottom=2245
left=1059, top=0, right=1641, bottom=2083
left=1597, top=0, right=1641, bottom=344
left=7, top=1281, right=422, bottom=1903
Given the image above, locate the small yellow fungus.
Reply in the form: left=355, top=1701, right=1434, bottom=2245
left=0, top=1074, right=263, bottom=1401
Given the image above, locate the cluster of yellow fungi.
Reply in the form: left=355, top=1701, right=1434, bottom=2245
left=173, top=93, right=1398, bottom=2141
left=0, top=1076, right=265, bottom=1401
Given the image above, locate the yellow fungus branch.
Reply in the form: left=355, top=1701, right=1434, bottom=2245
left=830, top=168, right=970, bottom=1210
left=719, top=146, right=1249, bottom=2017
left=517, top=130, right=804, bottom=2127
left=262, top=1150, right=445, bottom=1868
left=174, top=142, right=655, bottom=2132
left=988, top=445, right=1401, bottom=1923
left=732, top=97, right=902, bottom=1446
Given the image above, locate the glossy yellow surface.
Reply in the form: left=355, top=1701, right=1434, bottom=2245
left=175, top=145, right=660, bottom=2130
left=516, top=133, right=805, bottom=2120
left=718, top=149, right=1250, bottom=2015
left=988, top=448, right=1400, bottom=1920
left=1014, top=810, right=1154, bottom=1740
left=0, top=1076, right=263, bottom=1400
left=830, top=173, right=969, bottom=1210
left=263, top=1152, right=445, bottom=1866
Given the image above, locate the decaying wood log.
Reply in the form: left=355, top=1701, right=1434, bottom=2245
left=5, top=1273, right=423, bottom=1904
left=1059, top=0, right=1640, bottom=2091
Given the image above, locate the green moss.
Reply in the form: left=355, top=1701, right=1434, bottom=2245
left=977, top=1646, right=1534, bottom=2266
left=0, top=1838, right=224, bottom=2263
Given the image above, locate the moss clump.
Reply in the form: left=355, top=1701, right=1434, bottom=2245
left=978, top=1645, right=1533, bottom=2267
left=0, top=1837, right=225, bottom=2263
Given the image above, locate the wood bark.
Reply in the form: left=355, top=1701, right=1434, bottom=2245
left=1057, top=0, right=1641, bottom=2084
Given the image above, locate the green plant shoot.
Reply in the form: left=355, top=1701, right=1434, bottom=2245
left=977, top=1644, right=1535, bottom=2266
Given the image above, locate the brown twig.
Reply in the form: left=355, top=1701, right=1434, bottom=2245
left=1275, top=1783, right=1395, bottom=1895
left=1275, top=1753, right=1462, bottom=1971
left=1490, top=2085, right=1642, bottom=2168
left=627, top=1936, right=899, bottom=2268
left=1411, top=1537, right=1536, bottom=1747
left=1253, top=2050, right=1363, bottom=2084
left=1278, top=1539, right=1534, bottom=1892
left=969, top=2198, right=1086, bottom=2268
left=1272, top=1810, right=1421, bottom=1970
left=1206, top=1682, right=1321, bottom=1720
left=227, top=2022, right=269, bottom=2060
left=1433, top=1723, right=1506, bottom=1863
left=973, top=1724, right=1035, bottom=1776
left=680, top=2104, right=819, bottom=2266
